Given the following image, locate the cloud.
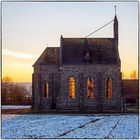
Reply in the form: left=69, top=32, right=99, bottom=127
left=3, top=49, right=35, bottom=59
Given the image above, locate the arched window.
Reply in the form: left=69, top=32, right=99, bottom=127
left=69, top=77, right=75, bottom=98
left=106, top=78, right=112, bottom=98
left=44, top=81, right=48, bottom=98
left=87, top=78, right=94, bottom=98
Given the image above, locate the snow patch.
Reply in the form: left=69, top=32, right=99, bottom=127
left=2, top=114, right=138, bottom=139
left=2, top=105, right=31, bottom=109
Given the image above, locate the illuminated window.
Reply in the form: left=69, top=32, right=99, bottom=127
left=69, top=77, right=75, bottom=98
left=87, top=78, right=94, bottom=98
left=44, top=81, right=48, bottom=98
left=106, top=78, right=112, bottom=98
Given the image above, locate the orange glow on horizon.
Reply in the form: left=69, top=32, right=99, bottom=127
left=2, top=50, right=138, bottom=82
left=2, top=64, right=33, bottom=82
left=2, top=65, right=138, bottom=82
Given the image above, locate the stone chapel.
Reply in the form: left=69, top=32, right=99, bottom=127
left=32, top=15, right=122, bottom=112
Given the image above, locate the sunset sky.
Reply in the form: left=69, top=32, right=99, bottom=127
left=2, top=2, right=138, bottom=82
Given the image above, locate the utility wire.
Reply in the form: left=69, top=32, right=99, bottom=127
left=85, top=19, right=114, bottom=38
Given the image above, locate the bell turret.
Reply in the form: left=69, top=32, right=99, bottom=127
left=114, top=6, right=118, bottom=40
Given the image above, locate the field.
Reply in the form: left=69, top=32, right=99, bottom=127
left=2, top=113, right=138, bottom=139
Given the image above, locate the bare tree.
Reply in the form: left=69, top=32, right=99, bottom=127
left=130, top=70, right=137, bottom=79
left=12, top=85, right=29, bottom=101
left=2, top=76, right=31, bottom=104
left=2, top=76, right=12, bottom=87
left=121, top=72, right=127, bottom=79
left=2, top=76, right=13, bottom=102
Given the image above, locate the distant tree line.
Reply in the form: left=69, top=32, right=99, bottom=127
left=2, top=70, right=138, bottom=105
left=122, top=70, right=138, bottom=79
left=2, top=76, right=32, bottom=105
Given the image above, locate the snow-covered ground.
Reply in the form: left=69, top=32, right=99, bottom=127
left=2, top=114, right=138, bottom=139
left=2, top=105, right=31, bottom=109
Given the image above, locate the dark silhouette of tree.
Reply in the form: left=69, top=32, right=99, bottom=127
left=2, top=76, right=31, bottom=105
left=2, top=76, right=13, bottom=102
left=12, top=85, right=29, bottom=101
left=121, top=72, right=127, bottom=79
left=130, top=70, right=137, bottom=79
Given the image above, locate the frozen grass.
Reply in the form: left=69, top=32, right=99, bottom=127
left=2, top=114, right=138, bottom=139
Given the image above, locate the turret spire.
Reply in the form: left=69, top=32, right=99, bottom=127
left=114, top=5, right=118, bottom=40
left=114, top=5, right=117, bottom=16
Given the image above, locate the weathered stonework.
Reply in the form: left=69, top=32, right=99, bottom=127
left=57, top=65, right=122, bottom=111
left=32, top=15, right=122, bottom=112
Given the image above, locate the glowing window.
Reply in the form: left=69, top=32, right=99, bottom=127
left=44, top=82, right=48, bottom=98
left=87, top=78, right=94, bottom=98
left=106, top=78, right=112, bottom=98
left=69, top=77, right=75, bottom=98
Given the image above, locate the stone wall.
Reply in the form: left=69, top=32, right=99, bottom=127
left=32, top=64, right=122, bottom=111
left=32, top=65, right=60, bottom=110
left=58, top=64, right=122, bottom=111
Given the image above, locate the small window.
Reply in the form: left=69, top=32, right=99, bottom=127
left=87, top=78, right=94, bottom=98
left=44, top=81, right=48, bottom=98
left=106, top=78, right=112, bottom=98
left=69, top=77, right=75, bottom=98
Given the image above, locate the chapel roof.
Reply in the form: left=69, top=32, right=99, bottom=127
left=33, top=47, right=60, bottom=67
left=61, top=37, right=118, bottom=64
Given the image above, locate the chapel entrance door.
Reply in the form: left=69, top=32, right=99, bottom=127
left=52, top=102, right=56, bottom=109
